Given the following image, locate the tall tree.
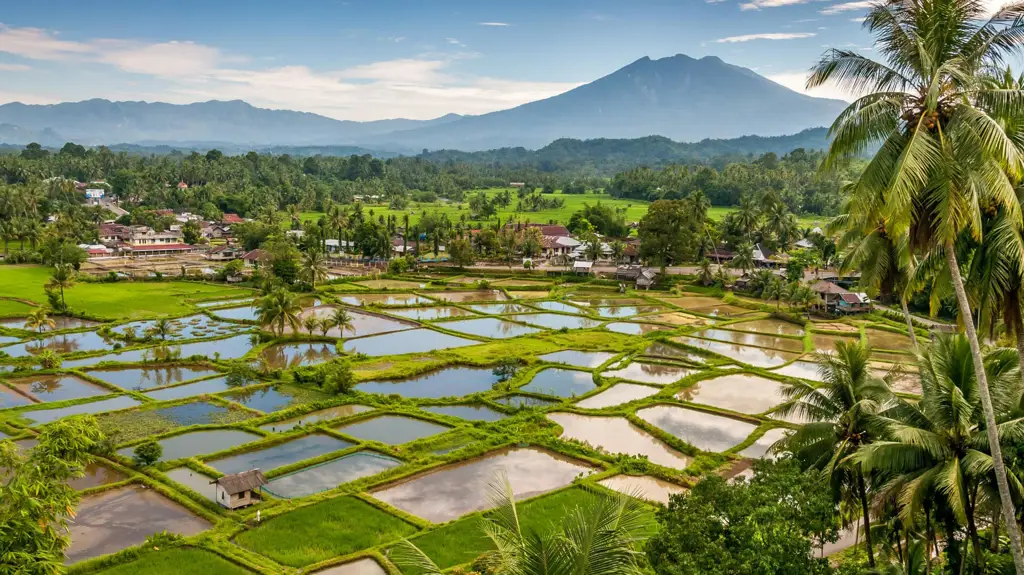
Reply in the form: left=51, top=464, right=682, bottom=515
left=811, top=0, right=1024, bottom=565
left=638, top=199, right=697, bottom=272
left=300, top=249, right=329, bottom=288
left=46, top=263, right=75, bottom=312
left=256, top=288, right=302, bottom=336
left=24, top=307, right=55, bottom=333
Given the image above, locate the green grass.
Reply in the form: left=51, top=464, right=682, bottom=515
left=404, top=487, right=656, bottom=570
left=0, top=298, right=34, bottom=316
left=0, top=265, right=253, bottom=319
left=300, top=188, right=828, bottom=229
left=94, top=548, right=252, bottom=575
left=234, top=496, right=418, bottom=567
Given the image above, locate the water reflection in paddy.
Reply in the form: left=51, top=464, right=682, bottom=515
left=61, top=348, right=153, bottom=369
left=386, top=306, right=477, bottom=321
left=605, top=322, right=672, bottom=336
left=65, top=486, right=211, bottom=563
left=165, top=467, right=217, bottom=502
left=111, top=315, right=242, bottom=341
left=520, top=368, right=596, bottom=398
left=695, top=328, right=805, bottom=353
left=207, top=433, right=352, bottom=475
left=67, top=462, right=127, bottom=490
left=223, top=385, right=325, bottom=412
left=371, top=447, right=593, bottom=523
left=599, top=475, right=687, bottom=505
left=265, top=452, right=403, bottom=499
left=537, top=350, right=616, bottom=368
left=813, top=333, right=858, bottom=353
left=436, top=291, right=509, bottom=303
left=173, top=334, right=255, bottom=360
left=358, top=367, right=500, bottom=398
left=117, top=429, right=261, bottom=462
left=529, top=301, right=583, bottom=314
left=442, top=318, right=540, bottom=339
left=593, top=306, right=663, bottom=318
left=673, top=336, right=801, bottom=368
left=259, top=342, right=336, bottom=369
left=678, top=374, right=786, bottom=414
left=575, top=383, right=659, bottom=409
left=10, top=375, right=110, bottom=402
left=335, top=415, right=450, bottom=444
left=642, top=342, right=706, bottom=364
left=602, top=362, right=694, bottom=385
left=493, top=395, right=555, bottom=408
left=739, top=428, right=788, bottom=459
left=637, top=405, right=759, bottom=453
left=211, top=306, right=259, bottom=322
left=343, top=329, right=478, bottom=357
left=733, top=319, right=806, bottom=337
left=770, top=361, right=820, bottom=381
left=260, top=405, right=373, bottom=432
left=421, top=404, right=508, bottom=422
left=338, top=293, right=432, bottom=306
left=24, top=396, right=141, bottom=425
left=143, top=377, right=237, bottom=401
left=85, top=366, right=221, bottom=389
left=507, top=313, right=601, bottom=330
left=465, top=303, right=533, bottom=315
left=548, top=413, right=691, bottom=469
left=0, top=316, right=100, bottom=331
left=1, top=331, right=115, bottom=357
left=296, top=307, right=414, bottom=338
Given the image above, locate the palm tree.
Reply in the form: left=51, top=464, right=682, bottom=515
left=318, top=315, right=333, bottom=337
left=256, top=289, right=302, bottom=337
left=774, top=340, right=891, bottom=567
left=46, top=263, right=75, bottom=312
left=24, top=307, right=55, bottom=333
left=402, top=213, right=410, bottom=255
left=300, top=249, right=329, bottom=288
left=302, top=314, right=321, bottom=335
left=146, top=318, right=175, bottom=341
left=855, top=335, right=1023, bottom=570
left=811, top=0, right=1024, bottom=564
left=390, top=476, right=650, bottom=575
left=731, top=242, right=754, bottom=275
left=329, top=308, right=353, bottom=336
left=735, top=195, right=761, bottom=241
left=610, top=240, right=626, bottom=264
left=697, top=258, right=714, bottom=286
left=763, top=277, right=785, bottom=310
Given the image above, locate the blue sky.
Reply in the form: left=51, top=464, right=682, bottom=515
left=0, top=0, right=991, bottom=120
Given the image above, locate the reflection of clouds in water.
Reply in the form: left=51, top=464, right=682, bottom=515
left=638, top=405, right=758, bottom=453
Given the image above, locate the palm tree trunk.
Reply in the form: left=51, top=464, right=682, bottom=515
left=901, top=298, right=919, bottom=350
left=1012, top=310, right=1024, bottom=394
left=946, top=243, right=1024, bottom=572
left=856, top=470, right=875, bottom=568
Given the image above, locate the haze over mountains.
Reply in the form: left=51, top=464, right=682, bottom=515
left=0, top=54, right=845, bottom=153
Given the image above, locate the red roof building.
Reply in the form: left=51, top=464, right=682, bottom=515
left=177, top=181, right=189, bottom=190
left=222, top=213, right=245, bottom=225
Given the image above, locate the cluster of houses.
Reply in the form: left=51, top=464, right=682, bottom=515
left=84, top=212, right=241, bottom=258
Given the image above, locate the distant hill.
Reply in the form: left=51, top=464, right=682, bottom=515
left=418, top=129, right=830, bottom=172
left=365, top=54, right=846, bottom=151
left=0, top=54, right=845, bottom=151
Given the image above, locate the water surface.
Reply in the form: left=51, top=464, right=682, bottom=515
left=436, top=291, right=509, bottom=303
left=442, top=318, right=540, bottom=339
left=529, top=301, right=583, bottom=314
left=637, top=405, right=758, bottom=453
left=386, top=306, right=476, bottom=321
left=335, top=415, right=450, bottom=444
left=0, top=386, right=35, bottom=409
left=548, top=413, right=691, bottom=469
left=259, top=343, right=336, bottom=368
left=507, top=313, right=601, bottom=330
left=165, top=467, right=218, bottom=502
left=358, top=366, right=500, bottom=398
left=85, top=366, right=221, bottom=390
left=812, top=333, right=858, bottom=353
left=67, top=462, right=127, bottom=490
left=343, top=329, right=478, bottom=356
left=371, top=447, right=593, bottom=522
left=194, top=298, right=253, bottom=308
left=592, top=306, right=663, bottom=318
left=111, top=314, right=243, bottom=341
left=465, top=303, right=532, bottom=314
left=537, top=350, right=616, bottom=368
left=493, top=395, right=555, bottom=408
left=575, top=383, right=660, bottom=409
left=421, top=404, right=508, bottom=422
left=265, top=451, right=403, bottom=498
left=520, top=368, right=596, bottom=398
left=0, top=316, right=100, bottom=331
left=695, top=328, right=805, bottom=352
left=678, top=374, right=787, bottom=414
left=211, top=306, right=259, bottom=322
left=738, top=427, right=789, bottom=459
left=260, top=405, right=373, bottom=432
left=605, top=322, right=672, bottom=336
left=10, top=375, right=110, bottom=402
left=117, top=429, right=261, bottom=462
left=673, top=336, right=801, bottom=368
left=144, top=377, right=237, bottom=401
left=223, top=385, right=324, bottom=412
left=2, top=331, right=115, bottom=357
left=23, top=396, right=141, bottom=425
left=770, top=361, right=820, bottom=381
left=338, top=294, right=432, bottom=306
left=310, top=557, right=388, bottom=575
left=602, top=362, right=694, bottom=385
left=297, top=307, right=414, bottom=338
left=732, top=319, right=805, bottom=337
left=206, top=433, right=352, bottom=475
left=642, top=343, right=706, bottom=364
left=598, top=475, right=687, bottom=505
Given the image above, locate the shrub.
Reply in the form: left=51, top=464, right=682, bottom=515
left=37, top=350, right=61, bottom=369
left=133, top=440, right=163, bottom=467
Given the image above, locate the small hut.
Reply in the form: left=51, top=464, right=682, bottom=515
left=213, top=469, right=267, bottom=509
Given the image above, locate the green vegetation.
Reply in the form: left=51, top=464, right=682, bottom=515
left=93, top=549, right=251, bottom=575
left=234, top=497, right=418, bottom=567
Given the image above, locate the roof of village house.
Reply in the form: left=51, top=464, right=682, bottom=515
left=840, top=292, right=870, bottom=304
left=573, top=260, right=594, bottom=270
left=222, top=213, right=245, bottom=224
left=126, top=243, right=194, bottom=252
left=504, top=223, right=570, bottom=237
left=242, top=249, right=272, bottom=262
left=810, top=280, right=850, bottom=295
left=214, top=469, right=267, bottom=495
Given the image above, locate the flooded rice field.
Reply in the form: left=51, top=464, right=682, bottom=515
left=64, top=486, right=211, bottom=563
left=385, top=306, right=476, bottom=321
left=493, top=395, right=555, bottom=408
left=23, top=396, right=141, bottom=425
left=338, top=293, right=433, bottom=306
left=355, top=279, right=428, bottom=290
left=435, top=291, right=509, bottom=303
left=598, top=475, right=687, bottom=505
left=673, top=336, right=802, bottom=368
left=537, top=350, right=616, bottom=368
left=738, top=428, right=788, bottom=459
left=464, top=303, right=533, bottom=314
left=194, top=298, right=253, bottom=308
left=371, top=447, right=593, bottom=523
left=264, top=452, right=403, bottom=499
left=602, top=362, right=694, bottom=385
left=296, top=307, right=414, bottom=338
left=10, top=375, right=110, bottom=402
left=335, top=415, right=450, bottom=444
left=520, top=368, right=596, bottom=398
left=222, top=384, right=325, bottom=413
left=592, top=305, right=664, bottom=318
left=548, top=413, right=691, bottom=469
left=206, top=433, right=352, bottom=475
left=111, top=314, right=244, bottom=340
left=813, top=333, right=859, bottom=353
left=165, top=467, right=217, bottom=502
left=67, top=462, right=127, bottom=490
left=574, top=383, right=660, bottom=409
left=259, top=342, right=336, bottom=369
left=677, top=374, right=787, bottom=414
left=694, top=328, right=805, bottom=353
left=259, top=405, right=373, bottom=432
left=507, top=313, right=601, bottom=330
left=313, top=558, right=388, bottom=575
left=731, top=319, right=806, bottom=337
left=604, top=322, right=673, bottom=336
left=143, top=377, right=237, bottom=401
left=1, top=331, right=116, bottom=357
left=85, top=365, right=221, bottom=390
left=642, top=342, right=706, bottom=363
left=637, top=405, right=759, bottom=453
left=210, top=306, right=259, bottom=322
left=357, top=366, right=500, bottom=398
left=441, top=318, right=541, bottom=339
left=529, top=301, right=584, bottom=314
left=865, top=328, right=912, bottom=350
left=342, top=329, right=478, bottom=356
left=0, top=316, right=100, bottom=331
left=117, top=429, right=261, bottom=462
left=421, top=404, right=508, bottom=422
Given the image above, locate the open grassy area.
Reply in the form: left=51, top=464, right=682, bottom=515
left=0, top=298, right=34, bottom=316
left=0, top=265, right=254, bottom=319
left=94, top=548, right=252, bottom=575
left=300, top=188, right=826, bottom=228
left=234, top=496, right=418, bottom=567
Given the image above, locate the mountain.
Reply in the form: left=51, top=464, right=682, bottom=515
left=364, top=54, right=846, bottom=151
left=0, top=54, right=845, bottom=151
left=0, top=99, right=462, bottom=146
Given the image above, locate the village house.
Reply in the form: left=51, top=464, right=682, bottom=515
left=213, top=469, right=267, bottom=509
left=811, top=280, right=870, bottom=315
left=222, top=213, right=246, bottom=225
left=572, top=260, right=594, bottom=276
left=503, top=222, right=570, bottom=237
left=540, top=235, right=581, bottom=258
left=205, top=245, right=247, bottom=261
left=242, top=249, right=273, bottom=268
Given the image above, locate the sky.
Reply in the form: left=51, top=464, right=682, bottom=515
left=0, top=0, right=1009, bottom=121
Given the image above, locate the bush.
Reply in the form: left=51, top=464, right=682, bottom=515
left=324, top=361, right=355, bottom=395
left=133, top=440, right=163, bottom=467
left=388, top=258, right=409, bottom=275
left=37, top=350, right=62, bottom=369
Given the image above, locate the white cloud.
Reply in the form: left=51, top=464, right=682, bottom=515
left=851, top=16, right=867, bottom=22
left=445, top=37, right=466, bottom=47
left=820, top=1, right=874, bottom=14
left=740, top=0, right=817, bottom=10
left=0, top=24, right=578, bottom=120
left=768, top=70, right=872, bottom=101
left=477, top=22, right=512, bottom=26
left=715, top=32, right=817, bottom=42
left=0, top=63, right=30, bottom=71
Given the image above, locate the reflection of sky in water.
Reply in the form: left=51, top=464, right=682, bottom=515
left=358, top=367, right=499, bottom=398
